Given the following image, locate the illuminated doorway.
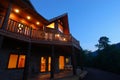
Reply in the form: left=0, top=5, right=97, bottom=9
left=40, top=57, right=51, bottom=72
left=41, top=57, right=46, bottom=72
left=48, top=57, right=51, bottom=71
left=59, top=56, right=65, bottom=70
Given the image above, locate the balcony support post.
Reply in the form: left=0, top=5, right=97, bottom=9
left=71, top=46, right=77, bottom=75
left=2, top=2, right=12, bottom=29
left=23, top=42, right=31, bottom=80
left=50, top=45, right=55, bottom=79
left=0, top=35, right=4, bottom=48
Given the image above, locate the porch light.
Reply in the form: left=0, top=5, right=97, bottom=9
left=27, top=16, right=31, bottom=20
left=36, top=22, right=40, bottom=25
left=57, top=34, right=60, bottom=37
left=63, top=38, right=66, bottom=41
left=14, top=9, right=19, bottom=13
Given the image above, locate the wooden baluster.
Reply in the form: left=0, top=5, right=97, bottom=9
left=14, top=22, right=18, bottom=33
left=0, top=16, right=4, bottom=28
left=23, top=25, right=26, bottom=35
left=9, top=20, right=13, bottom=32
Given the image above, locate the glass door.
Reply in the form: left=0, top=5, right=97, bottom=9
left=40, top=57, right=51, bottom=72
left=41, top=57, right=46, bottom=72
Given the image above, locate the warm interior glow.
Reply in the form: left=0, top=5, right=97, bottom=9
left=41, top=57, right=46, bottom=72
left=8, top=54, right=18, bottom=68
left=27, top=16, right=31, bottom=20
left=57, top=34, right=60, bottom=37
left=66, top=58, right=69, bottom=64
left=59, top=56, right=65, bottom=70
left=58, top=24, right=63, bottom=33
left=55, top=34, right=61, bottom=40
left=63, top=38, right=66, bottom=41
left=18, top=55, right=26, bottom=68
left=36, top=22, right=40, bottom=25
left=14, top=9, right=19, bottom=13
left=46, top=23, right=55, bottom=28
left=48, top=57, right=51, bottom=71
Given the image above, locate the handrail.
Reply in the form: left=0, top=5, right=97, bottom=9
left=71, top=34, right=80, bottom=47
left=6, top=19, right=31, bottom=37
left=1, top=18, right=80, bottom=48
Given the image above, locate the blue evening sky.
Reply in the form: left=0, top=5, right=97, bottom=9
left=30, top=0, right=120, bottom=51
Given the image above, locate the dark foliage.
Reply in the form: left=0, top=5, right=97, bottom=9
left=94, top=44, right=120, bottom=74
left=79, top=43, right=120, bottom=74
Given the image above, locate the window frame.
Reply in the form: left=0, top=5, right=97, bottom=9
left=7, top=53, right=26, bottom=69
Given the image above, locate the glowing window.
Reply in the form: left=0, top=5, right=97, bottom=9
left=48, top=57, right=51, bottom=71
left=18, top=55, right=26, bottom=68
left=59, top=56, right=64, bottom=69
left=8, top=54, right=26, bottom=69
left=46, top=23, right=55, bottom=29
left=58, top=24, right=63, bottom=33
left=66, top=58, right=69, bottom=64
left=8, top=54, right=18, bottom=68
left=41, top=57, right=46, bottom=72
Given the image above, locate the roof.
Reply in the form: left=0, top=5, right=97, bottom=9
left=49, top=13, right=68, bottom=22
left=48, top=13, right=70, bottom=34
left=22, top=0, right=35, bottom=10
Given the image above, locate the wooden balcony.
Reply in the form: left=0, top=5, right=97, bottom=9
left=0, top=15, right=80, bottom=49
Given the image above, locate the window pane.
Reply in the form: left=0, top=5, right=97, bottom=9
left=18, top=55, right=26, bottom=68
left=58, top=24, right=63, bottom=33
left=8, top=54, right=18, bottom=68
left=46, top=23, right=55, bottom=28
left=59, top=56, right=64, bottom=69
left=66, top=58, right=69, bottom=64
left=40, top=57, right=46, bottom=72
left=48, top=57, right=51, bottom=71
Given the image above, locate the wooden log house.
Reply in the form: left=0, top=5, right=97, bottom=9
left=0, top=0, right=82, bottom=80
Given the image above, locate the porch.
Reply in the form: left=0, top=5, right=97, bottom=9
left=28, top=69, right=82, bottom=80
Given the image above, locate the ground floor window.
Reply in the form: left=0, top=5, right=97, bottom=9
left=59, top=56, right=65, bottom=70
left=48, top=57, right=51, bottom=71
left=8, top=54, right=26, bottom=69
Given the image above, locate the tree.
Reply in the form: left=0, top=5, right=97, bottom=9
left=95, top=36, right=110, bottom=50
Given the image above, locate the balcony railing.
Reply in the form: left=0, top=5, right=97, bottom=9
left=0, top=15, right=4, bottom=28
left=0, top=16, right=80, bottom=49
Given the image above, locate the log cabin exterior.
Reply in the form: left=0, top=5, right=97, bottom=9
left=0, top=0, right=81, bottom=80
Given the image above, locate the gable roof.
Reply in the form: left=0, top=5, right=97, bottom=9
left=49, top=13, right=68, bottom=22
left=22, top=0, right=35, bottom=10
left=48, top=13, right=70, bottom=34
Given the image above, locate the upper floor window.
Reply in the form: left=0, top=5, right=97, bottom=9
left=58, top=23, right=63, bottom=33
left=46, top=23, right=55, bottom=29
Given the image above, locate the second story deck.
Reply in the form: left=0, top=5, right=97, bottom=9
left=0, top=15, right=80, bottom=49
left=0, top=0, right=81, bottom=50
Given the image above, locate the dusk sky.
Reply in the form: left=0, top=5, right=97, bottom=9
left=30, top=0, right=120, bottom=51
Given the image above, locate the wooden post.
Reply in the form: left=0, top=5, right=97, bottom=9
left=46, top=56, right=48, bottom=71
left=71, top=46, right=77, bottom=75
left=2, top=2, right=12, bottom=29
left=55, top=21, right=58, bottom=30
left=23, top=42, right=31, bottom=80
left=50, top=45, right=55, bottom=79
left=0, top=35, right=4, bottom=48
